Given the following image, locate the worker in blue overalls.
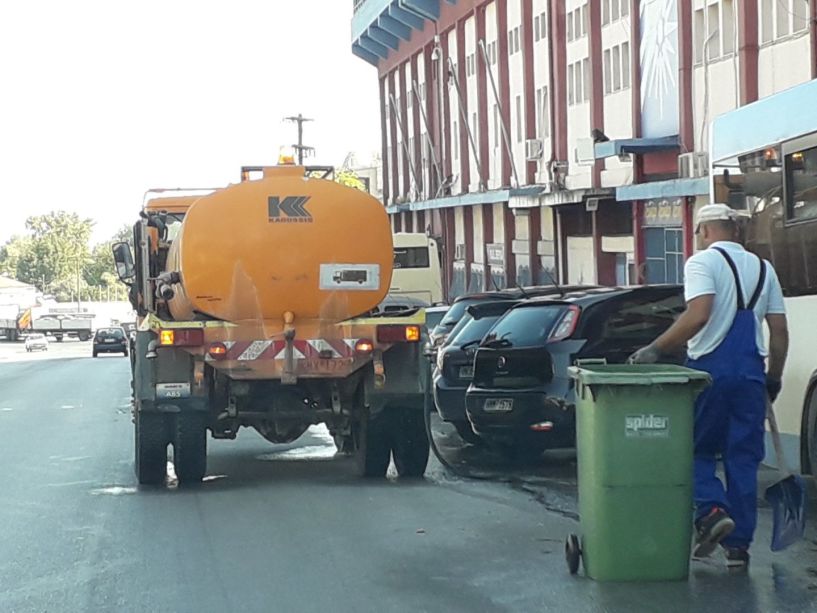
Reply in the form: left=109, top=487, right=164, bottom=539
left=630, top=203, right=789, bottom=569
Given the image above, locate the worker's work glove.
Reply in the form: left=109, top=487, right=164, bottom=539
left=627, top=343, right=660, bottom=365
left=766, top=377, right=782, bottom=403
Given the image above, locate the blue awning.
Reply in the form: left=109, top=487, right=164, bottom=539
left=711, top=79, right=817, bottom=163
left=595, top=135, right=680, bottom=159
left=616, top=177, right=710, bottom=201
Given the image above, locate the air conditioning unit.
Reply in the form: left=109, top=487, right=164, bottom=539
left=575, top=138, right=596, bottom=166
left=585, top=197, right=600, bottom=212
left=525, top=139, right=544, bottom=161
left=454, top=243, right=466, bottom=260
left=678, top=152, right=709, bottom=179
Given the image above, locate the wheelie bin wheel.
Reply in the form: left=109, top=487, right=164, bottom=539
left=565, top=534, right=581, bottom=575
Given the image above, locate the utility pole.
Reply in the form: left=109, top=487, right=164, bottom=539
left=284, top=114, right=315, bottom=164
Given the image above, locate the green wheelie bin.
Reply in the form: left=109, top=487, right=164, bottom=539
left=565, top=363, right=711, bottom=582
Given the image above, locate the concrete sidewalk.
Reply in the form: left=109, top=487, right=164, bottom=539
left=429, top=419, right=817, bottom=612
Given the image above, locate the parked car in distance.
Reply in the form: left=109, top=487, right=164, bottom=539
left=465, top=285, right=685, bottom=459
left=428, top=285, right=600, bottom=353
left=433, top=300, right=520, bottom=444
left=25, top=333, right=49, bottom=352
left=424, top=305, right=449, bottom=332
left=92, top=327, right=129, bottom=357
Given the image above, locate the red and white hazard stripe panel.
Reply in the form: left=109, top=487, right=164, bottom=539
left=208, top=339, right=359, bottom=361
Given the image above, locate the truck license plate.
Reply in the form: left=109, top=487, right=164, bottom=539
left=156, top=383, right=191, bottom=400
left=484, top=398, right=513, bottom=412
left=459, top=366, right=474, bottom=379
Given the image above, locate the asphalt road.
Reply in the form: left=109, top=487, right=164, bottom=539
left=0, top=342, right=816, bottom=613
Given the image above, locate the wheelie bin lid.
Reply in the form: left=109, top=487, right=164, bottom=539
left=568, top=363, right=712, bottom=387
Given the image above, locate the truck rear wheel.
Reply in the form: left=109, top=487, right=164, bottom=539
left=173, top=413, right=207, bottom=485
left=135, top=410, right=168, bottom=486
left=353, top=410, right=391, bottom=478
left=391, top=408, right=430, bottom=478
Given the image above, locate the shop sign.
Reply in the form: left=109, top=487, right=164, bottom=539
left=486, top=243, right=505, bottom=267
left=644, top=198, right=683, bottom=227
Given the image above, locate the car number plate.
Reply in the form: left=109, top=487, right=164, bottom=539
left=104, top=339, right=115, bottom=343
left=156, top=383, right=191, bottom=400
left=459, top=366, right=474, bottom=379
left=484, top=398, right=513, bottom=412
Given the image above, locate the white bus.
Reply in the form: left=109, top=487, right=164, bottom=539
left=711, top=79, right=817, bottom=474
left=390, top=233, right=444, bottom=305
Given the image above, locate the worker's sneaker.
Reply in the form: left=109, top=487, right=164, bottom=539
left=692, top=507, right=735, bottom=559
left=723, top=546, right=750, bottom=571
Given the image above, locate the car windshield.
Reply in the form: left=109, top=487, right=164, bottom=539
left=484, top=304, right=567, bottom=348
left=439, top=299, right=475, bottom=327
left=449, top=314, right=503, bottom=347
left=97, top=329, right=125, bottom=340
left=443, top=314, right=473, bottom=346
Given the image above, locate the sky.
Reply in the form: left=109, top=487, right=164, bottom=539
left=0, top=1, right=381, bottom=244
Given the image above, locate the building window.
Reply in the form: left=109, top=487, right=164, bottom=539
left=722, top=0, right=735, bottom=55
left=514, top=26, right=521, bottom=53
left=493, top=104, right=500, bottom=148
left=534, top=15, right=541, bottom=42
left=621, top=41, right=630, bottom=88
left=612, top=45, right=621, bottom=91
left=604, top=49, right=612, bottom=94
left=612, top=0, right=620, bottom=22
left=707, top=3, right=720, bottom=60
left=603, top=0, right=610, bottom=25
left=645, top=228, right=684, bottom=284
left=516, top=95, right=524, bottom=143
left=777, top=0, right=791, bottom=37
left=567, top=10, right=574, bottom=41
left=539, top=11, right=548, bottom=39
left=536, top=86, right=550, bottom=138
left=583, top=57, right=590, bottom=102
left=568, top=63, right=575, bottom=105
left=453, top=120, right=459, bottom=160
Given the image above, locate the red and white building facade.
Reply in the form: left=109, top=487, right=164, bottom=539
left=351, top=0, right=817, bottom=300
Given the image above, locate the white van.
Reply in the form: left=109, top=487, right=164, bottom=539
left=391, top=233, right=444, bottom=305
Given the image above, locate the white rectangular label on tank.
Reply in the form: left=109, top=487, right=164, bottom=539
left=319, top=264, right=380, bottom=291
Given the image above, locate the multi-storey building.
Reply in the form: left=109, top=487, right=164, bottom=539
left=351, top=0, right=817, bottom=300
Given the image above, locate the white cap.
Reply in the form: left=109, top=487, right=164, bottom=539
left=696, top=203, right=738, bottom=227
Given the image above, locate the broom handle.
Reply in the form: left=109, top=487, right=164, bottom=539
left=766, top=399, right=792, bottom=478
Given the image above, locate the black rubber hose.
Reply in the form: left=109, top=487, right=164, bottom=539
left=422, top=360, right=514, bottom=482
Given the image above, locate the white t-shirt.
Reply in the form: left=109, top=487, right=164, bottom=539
left=684, top=241, right=786, bottom=360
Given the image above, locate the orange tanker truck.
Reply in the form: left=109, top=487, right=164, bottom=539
left=113, top=165, right=430, bottom=485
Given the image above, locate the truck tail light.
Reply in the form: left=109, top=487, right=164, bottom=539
left=208, top=342, right=228, bottom=360
left=158, top=329, right=204, bottom=347
left=355, top=339, right=374, bottom=354
left=377, top=324, right=422, bottom=343
left=548, top=306, right=580, bottom=343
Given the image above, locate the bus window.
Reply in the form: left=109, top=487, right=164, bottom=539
left=786, top=145, right=817, bottom=222
left=394, top=247, right=431, bottom=269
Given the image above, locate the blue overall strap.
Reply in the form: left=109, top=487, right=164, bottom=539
left=713, top=247, right=768, bottom=311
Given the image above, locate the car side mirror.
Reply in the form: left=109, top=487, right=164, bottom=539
left=112, top=242, right=136, bottom=282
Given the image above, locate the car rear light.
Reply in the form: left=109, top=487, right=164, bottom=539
left=530, top=421, right=554, bottom=432
left=548, top=306, right=580, bottom=343
left=158, top=329, right=204, bottom=347
left=377, top=324, right=421, bottom=343
left=208, top=342, right=228, bottom=360
left=355, top=339, right=374, bottom=354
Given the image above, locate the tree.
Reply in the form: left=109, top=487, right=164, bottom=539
left=15, top=211, right=94, bottom=290
left=0, top=235, right=33, bottom=279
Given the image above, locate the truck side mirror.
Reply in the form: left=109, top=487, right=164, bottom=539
left=112, top=242, right=136, bottom=282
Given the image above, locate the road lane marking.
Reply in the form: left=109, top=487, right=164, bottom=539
left=91, top=486, right=138, bottom=496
